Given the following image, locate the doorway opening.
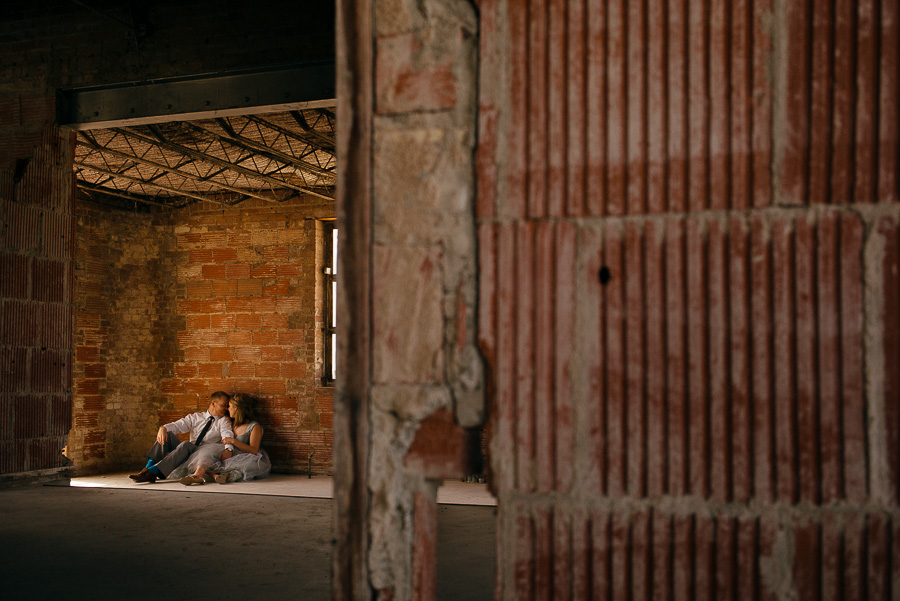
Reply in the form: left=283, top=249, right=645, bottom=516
left=63, top=73, right=338, bottom=478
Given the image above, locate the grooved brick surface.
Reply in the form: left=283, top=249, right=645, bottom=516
left=0, top=125, right=73, bottom=475
left=478, top=0, right=900, bottom=598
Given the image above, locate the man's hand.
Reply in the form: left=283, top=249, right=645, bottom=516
left=220, top=449, right=233, bottom=461
left=156, top=427, right=168, bottom=446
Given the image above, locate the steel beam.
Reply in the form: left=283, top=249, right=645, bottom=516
left=58, top=61, right=336, bottom=129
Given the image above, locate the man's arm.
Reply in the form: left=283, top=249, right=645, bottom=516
left=208, top=417, right=235, bottom=460
left=156, top=414, right=198, bottom=445
left=218, top=419, right=236, bottom=454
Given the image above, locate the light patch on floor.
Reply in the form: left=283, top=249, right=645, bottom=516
left=70, top=472, right=497, bottom=505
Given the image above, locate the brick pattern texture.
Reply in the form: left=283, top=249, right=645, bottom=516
left=0, top=125, right=75, bottom=476
left=71, top=197, right=334, bottom=475
left=70, top=203, right=179, bottom=467
left=478, top=0, right=899, bottom=599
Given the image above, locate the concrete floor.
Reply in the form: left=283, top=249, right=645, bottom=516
left=0, top=477, right=496, bottom=601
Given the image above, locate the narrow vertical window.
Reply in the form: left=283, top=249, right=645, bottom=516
left=323, top=223, right=337, bottom=384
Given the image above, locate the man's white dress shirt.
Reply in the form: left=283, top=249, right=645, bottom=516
left=164, top=411, right=235, bottom=452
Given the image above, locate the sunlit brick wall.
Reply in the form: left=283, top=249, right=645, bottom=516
left=163, top=198, right=333, bottom=474
left=71, top=196, right=334, bottom=475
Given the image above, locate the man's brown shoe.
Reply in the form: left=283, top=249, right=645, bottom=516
left=132, top=470, right=157, bottom=483
left=129, top=467, right=150, bottom=481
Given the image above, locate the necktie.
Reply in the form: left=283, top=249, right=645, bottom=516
left=195, top=416, right=214, bottom=445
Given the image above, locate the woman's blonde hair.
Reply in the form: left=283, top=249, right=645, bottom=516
left=229, top=394, right=256, bottom=428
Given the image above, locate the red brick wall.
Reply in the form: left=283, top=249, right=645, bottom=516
left=71, top=202, right=182, bottom=469
left=0, top=124, right=75, bottom=477
left=165, top=198, right=333, bottom=474
left=71, top=196, right=334, bottom=475
left=478, top=0, right=899, bottom=599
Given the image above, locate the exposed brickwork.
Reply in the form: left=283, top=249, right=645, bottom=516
left=70, top=203, right=181, bottom=469
left=0, top=124, right=74, bottom=477
left=476, top=0, right=900, bottom=599
left=404, top=407, right=479, bottom=479
left=500, top=502, right=898, bottom=601
left=71, top=197, right=334, bottom=475
left=412, top=488, right=438, bottom=601
left=335, top=0, right=483, bottom=598
left=169, top=199, right=332, bottom=474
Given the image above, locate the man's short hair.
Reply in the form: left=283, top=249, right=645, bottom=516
left=210, top=391, right=232, bottom=402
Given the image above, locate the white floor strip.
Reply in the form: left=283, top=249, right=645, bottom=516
left=69, top=472, right=497, bottom=506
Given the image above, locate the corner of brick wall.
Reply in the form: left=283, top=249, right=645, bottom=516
left=71, top=196, right=335, bottom=475
left=70, top=202, right=178, bottom=472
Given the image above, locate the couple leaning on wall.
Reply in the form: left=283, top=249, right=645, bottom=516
left=130, top=391, right=271, bottom=485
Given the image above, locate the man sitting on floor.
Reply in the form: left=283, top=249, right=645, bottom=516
left=130, top=391, right=235, bottom=484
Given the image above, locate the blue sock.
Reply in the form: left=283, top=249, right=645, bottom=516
left=145, top=458, right=154, bottom=469
left=148, top=465, right=162, bottom=477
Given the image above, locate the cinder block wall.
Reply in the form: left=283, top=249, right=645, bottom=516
left=0, top=0, right=335, bottom=480
left=71, top=197, right=334, bottom=475
left=476, top=0, right=900, bottom=599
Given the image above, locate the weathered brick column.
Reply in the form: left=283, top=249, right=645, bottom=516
left=335, top=0, right=482, bottom=599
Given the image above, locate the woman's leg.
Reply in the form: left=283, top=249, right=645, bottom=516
left=180, top=445, right=223, bottom=485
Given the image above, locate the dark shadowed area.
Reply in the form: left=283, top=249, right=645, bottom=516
left=0, top=484, right=494, bottom=601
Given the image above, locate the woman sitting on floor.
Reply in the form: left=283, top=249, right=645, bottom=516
left=168, top=427, right=229, bottom=487
left=209, top=393, right=271, bottom=484
left=173, top=394, right=271, bottom=485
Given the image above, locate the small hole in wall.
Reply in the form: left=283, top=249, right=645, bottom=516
left=598, top=266, right=612, bottom=285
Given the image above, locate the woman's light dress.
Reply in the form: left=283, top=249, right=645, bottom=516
left=169, top=442, right=225, bottom=480
left=212, top=422, right=272, bottom=482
